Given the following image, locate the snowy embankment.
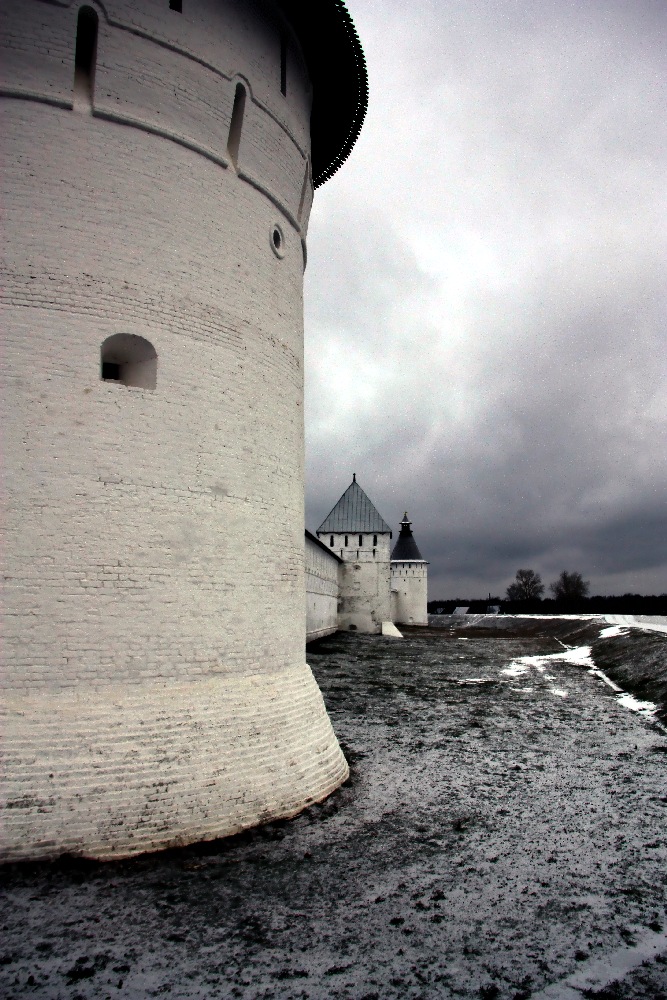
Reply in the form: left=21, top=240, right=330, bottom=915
left=588, top=617, right=667, bottom=725
left=500, top=632, right=664, bottom=730
left=518, top=615, right=666, bottom=726
left=429, top=613, right=667, bottom=724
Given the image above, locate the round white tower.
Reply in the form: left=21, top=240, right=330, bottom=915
left=390, top=513, right=429, bottom=625
left=0, top=0, right=366, bottom=860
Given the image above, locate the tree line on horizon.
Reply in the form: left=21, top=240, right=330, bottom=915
left=428, top=568, right=666, bottom=615
left=506, top=568, right=587, bottom=602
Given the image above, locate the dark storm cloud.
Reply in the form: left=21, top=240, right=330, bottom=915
left=304, top=0, right=667, bottom=598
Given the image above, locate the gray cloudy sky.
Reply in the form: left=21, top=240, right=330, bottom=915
left=303, top=0, right=666, bottom=600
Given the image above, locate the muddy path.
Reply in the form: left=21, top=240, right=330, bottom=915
left=1, top=624, right=666, bottom=999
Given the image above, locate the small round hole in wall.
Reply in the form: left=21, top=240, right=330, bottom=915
left=271, top=223, right=285, bottom=258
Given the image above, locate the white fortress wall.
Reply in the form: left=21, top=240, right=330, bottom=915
left=391, top=562, right=429, bottom=625
left=1, top=0, right=353, bottom=861
left=330, top=532, right=392, bottom=633
left=305, top=531, right=341, bottom=642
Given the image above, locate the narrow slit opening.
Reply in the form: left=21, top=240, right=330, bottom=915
left=73, top=6, right=98, bottom=112
left=227, top=83, right=246, bottom=170
left=280, top=33, right=287, bottom=96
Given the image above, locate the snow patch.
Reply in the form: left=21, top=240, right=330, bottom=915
left=588, top=667, right=623, bottom=692
left=598, top=624, right=628, bottom=639
left=501, top=612, right=667, bottom=634
left=604, top=614, right=667, bottom=634
left=501, top=646, right=593, bottom=679
left=616, top=692, right=659, bottom=720
left=500, top=646, right=663, bottom=726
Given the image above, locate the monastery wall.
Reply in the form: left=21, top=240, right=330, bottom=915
left=0, top=0, right=347, bottom=861
left=305, top=531, right=341, bottom=643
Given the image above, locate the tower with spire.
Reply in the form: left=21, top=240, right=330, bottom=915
left=316, top=475, right=393, bottom=632
left=390, top=513, right=429, bottom=625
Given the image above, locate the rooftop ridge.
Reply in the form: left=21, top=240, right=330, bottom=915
left=317, top=478, right=392, bottom=534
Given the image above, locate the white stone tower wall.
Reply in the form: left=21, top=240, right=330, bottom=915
left=326, top=533, right=391, bottom=633
left=1, top=0, right=347, bottom=861
left=391, top=563, right=429, bottom=625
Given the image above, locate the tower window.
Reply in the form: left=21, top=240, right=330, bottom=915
left=345, top=536, right=348, bottom=547
left=73, top=6, right=98, bottom=111
left=373, top=535, right=377, bottom=546
left=169, top=0, right=182, bottom=11
left=270, top=224, right=285, bottom=259
left=227, top=82, right=246, bottom=171
left=330, top=536, right=334, bottom=547
left=280, top=32, right=287, bottom=96
left=359, top=535, right=363, bottom=546
left=100, top=334, right=157, bottom=389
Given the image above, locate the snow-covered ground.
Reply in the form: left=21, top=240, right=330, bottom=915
left=440, top=613, right=667, bottom=635
left=500, top=636, right=665, bottom=730
left=1, top=621, right=665, bottom=999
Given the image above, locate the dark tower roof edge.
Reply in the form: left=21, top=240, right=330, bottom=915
left=391, top=513, right=426, bottom=561
left=276, top=0, right=368, bottom=187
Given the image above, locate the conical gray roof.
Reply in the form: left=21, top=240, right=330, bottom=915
left=317, top=476, right=391, bottom=533
left=391, top=513, right=425, bottom=561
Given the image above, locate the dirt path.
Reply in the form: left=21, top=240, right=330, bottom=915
left=1, top=627, right=666, bottom=999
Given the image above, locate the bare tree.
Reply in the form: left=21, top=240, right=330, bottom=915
left=506, top=569, right=545, bottom=601
left=549, top=571, right=589, bottom=601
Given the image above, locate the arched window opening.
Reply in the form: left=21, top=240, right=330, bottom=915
left=330, top=536, right=334, bottom=547
left=373, top=534, right=377, bottom=546
left=73, top=6, right=98, bottom=111
left=359, top=534, right=363, bottom=546
left=280, top=32, right=287, bottom=96
left=227, top=82, right=246, bottom=170
left=100, top=334, right=157, bottom=389
left=344, top=535, right=348, bottom=547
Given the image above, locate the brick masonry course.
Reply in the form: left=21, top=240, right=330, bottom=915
left=1, top=0, right=348, bottom=861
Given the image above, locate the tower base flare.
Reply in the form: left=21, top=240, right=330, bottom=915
left=1, top=664, right=348, bottom=862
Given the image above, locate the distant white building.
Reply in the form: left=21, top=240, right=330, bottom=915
left=309, top=477, right=429, bottom=635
